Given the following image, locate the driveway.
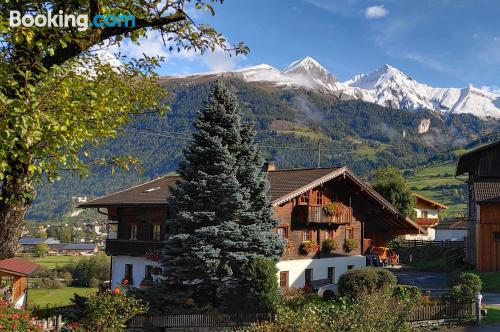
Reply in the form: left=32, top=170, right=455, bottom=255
left=392, top=270, right=450, bottom=289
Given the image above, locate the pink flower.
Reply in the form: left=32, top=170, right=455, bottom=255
left=113, top=287, right=121, bottom=295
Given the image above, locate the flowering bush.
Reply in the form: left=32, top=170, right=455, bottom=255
left=299, top=241, right=319, bottom=255
left=64, top=288, right=147, bottom=332
left=322, top=238, right=339, bottom=251
left=343, top=238, right=358, bottom=253
left=323, top=202, right=349, bottom=216
left=0, top=300, right=42, bottom=332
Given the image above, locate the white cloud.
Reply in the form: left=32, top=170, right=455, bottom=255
left=365, top=5, right=389, bottom=19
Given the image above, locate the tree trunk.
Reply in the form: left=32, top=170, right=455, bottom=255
left=0, top=177, right=33, bottom=260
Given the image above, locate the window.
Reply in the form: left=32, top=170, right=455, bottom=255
left=325, top=229, right=334, bottom=239
left=494, top=232, right=500, bottom=241
left=145, top=265, right=154, bottom=279
left=316, top=190, right=323, bottom=205
left=302, top=229, right=312, bottom=241
left=327, top=267, right=335, bottom=283
left=124, top=264, right=133, bottom=283
left=107, top=223, right=118, bottom=240
left=304, top=269, right=313, bottom=289
left=279, top=271, right=289, bottom=289
left=152, top=224, right=161, bottom=241
left=346, top=228, right=353, bottom=239
left=422, top=210, right=429, bottom=218
left=298, top=192, right=309, bottom=205
left=128, top=224, right=137, bottom=240
left=277, top=226, right=288, bottom=239
left=347, top=265, right=354, bottom=270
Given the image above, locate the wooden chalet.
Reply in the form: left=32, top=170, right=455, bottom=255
left=80, top=164, right=424, bottom=289
left=0, top=258, right=39, bottom=309
left=457, top=141, right=500, bottom=271
left=404, top=193, right=448, bottom=240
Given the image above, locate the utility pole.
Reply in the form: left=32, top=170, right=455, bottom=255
left=317, top=142, right=321, bottom=168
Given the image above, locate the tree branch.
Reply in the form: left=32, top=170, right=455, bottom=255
left=42, top=11, right=187, bottom=68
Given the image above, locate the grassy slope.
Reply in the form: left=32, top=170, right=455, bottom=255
left=30, top=256, right=82, bottom=269
left=407, top=161, right=467, bottom=218
left=28, top=287, right=98, bottom=308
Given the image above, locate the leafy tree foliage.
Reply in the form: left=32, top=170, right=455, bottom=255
left=0, top=1, right=248, bottom=258
left=159, top=81, right=284, bottom=311
left=372, top=167, right=416, bottom=218
left=34, top=241, right=49, bottom=257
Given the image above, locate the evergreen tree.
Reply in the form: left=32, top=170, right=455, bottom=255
left=160, top=80, right=284, bottom=310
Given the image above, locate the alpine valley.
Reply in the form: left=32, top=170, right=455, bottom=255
left=30, top=57, right=500, bottom=220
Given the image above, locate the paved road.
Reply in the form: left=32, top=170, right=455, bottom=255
left=392, top=270, right=449, bottom=289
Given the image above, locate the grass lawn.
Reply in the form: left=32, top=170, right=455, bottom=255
left=27, top=287, right=98, bottom=308
left=484, top=306, right=500, bottom=324
left=29, top=255, right=81, bottom=269
left=474, top=271, right=500, bottom=293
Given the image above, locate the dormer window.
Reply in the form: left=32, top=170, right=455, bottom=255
left=316, top=190, right=323, bottom=205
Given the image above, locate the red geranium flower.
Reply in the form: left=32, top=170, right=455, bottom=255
left=114, top=287, right=121, bottom=295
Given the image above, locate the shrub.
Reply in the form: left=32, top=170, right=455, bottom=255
left=299, top=241, right=319, bottom=255
left=322, top=238, right=338, bottom=251
left=448, top=272, right=482, bottom=303
left=88, top=278, right=100, bottom=288
left=56, top=254, right=110, bottom=287
left=394, top=285, right=422, bottom=302
left=338, top=268, right=397, bottom=299
left=34, top=278, right=64, bottom=289
left=0, top=301, right=43, bottom=331
left=66, top=290, right=147, bottom=332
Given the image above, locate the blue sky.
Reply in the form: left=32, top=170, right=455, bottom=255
left=114, top=0, right=500, bottom=90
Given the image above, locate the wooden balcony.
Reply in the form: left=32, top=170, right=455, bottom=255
left=415, top=218, right=439, bottom=226
left=106, top=239, right=164, bottom=256
left=305, top=205, right=353, bottom=224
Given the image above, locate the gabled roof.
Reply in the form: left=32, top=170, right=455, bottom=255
left=80, top=166, right=426, bottom=234
left=413, top=193, right=448, bottom=209
left=456, top=140, right=500, bottom=176
left=50, top=243, right=97, bottom=251
left=473, top=181, right=500, bottom=203
left=434, top=218, right=468, bottom=230
left=0, top=258, right=39, bottom=276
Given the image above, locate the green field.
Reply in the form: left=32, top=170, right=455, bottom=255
left=27, top=287, right=98, bottom=308
left=29, top=255, right=82, bottom=269
left=407, top=161, right=467, bottom=218
left=474, top=271, right=500, bottom=293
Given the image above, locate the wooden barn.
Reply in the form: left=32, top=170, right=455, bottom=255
left=0, top=258, right=39, bottom=309
left=456, top=141, right=500, bottom=271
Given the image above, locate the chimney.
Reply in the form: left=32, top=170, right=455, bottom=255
left=262, top=159, right=277, bottom=172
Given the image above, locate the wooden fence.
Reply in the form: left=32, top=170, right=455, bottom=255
left=126, top=312, right=274, bottom=329
left=409, top=302, right=474, bottom=322
left=34, top=315, right=64, bottom=331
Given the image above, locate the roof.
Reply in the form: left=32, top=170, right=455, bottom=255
left=434, top=218, right=468, bottom=230
left=19, top=237, right=60, bottom=245
left=413, top=193, right=448, bottom=209
left=456, top=140, right=500, bottom=176
left=50, top=243, right=97, bottom=251
left=473, top=181, right=500, bottom=203
left=80, top=166, right=426, bottom=234
left=0, top=258, right=39, bottom=276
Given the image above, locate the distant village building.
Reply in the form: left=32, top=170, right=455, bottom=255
left=456, top=141, right=500, bottom=271
left=18, top=237, right=60, bottom=253
left=49, top=243, right=99, bottom=256
left=434, top=218, right=468, bottom=241
left=404, top=193, right=448, bottom=240
left=80, top=165, right=424, bottom=290
left=0, top=258, right=39, bottom=309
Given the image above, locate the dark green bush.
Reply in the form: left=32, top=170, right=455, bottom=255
left=448, top=272, right=482, bottom=303
left=394, top=285, right=422, bottom=301
left=338, top=268, right=397, bottom=298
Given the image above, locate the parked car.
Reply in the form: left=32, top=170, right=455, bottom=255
left=318, top=283, right=339, bottom=300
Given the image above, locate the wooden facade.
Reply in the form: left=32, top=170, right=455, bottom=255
left=0, top=258, right=39, bottom=309
left=456, top=141, right=500, bottom=271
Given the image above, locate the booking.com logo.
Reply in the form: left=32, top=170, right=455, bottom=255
left=9, top=11, right=135, bottom=32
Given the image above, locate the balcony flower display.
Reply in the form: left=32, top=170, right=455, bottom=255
left=343, top=238, right=358, bottom=253
left=323, top=201, right=349, bottom=216
left=322, top=238, right=339, bottom=252
left=299, top=241, right=319, bottom=255
left=144, top=248, right=162, bottom=261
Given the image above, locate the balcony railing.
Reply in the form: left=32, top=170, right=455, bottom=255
left=415, top=218, right=439, bottom=226
left=306, top=205, right=353, bottom=224
left=106, top=239, right=164, bottom=256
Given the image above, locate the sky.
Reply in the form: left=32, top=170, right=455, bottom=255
left=110, top=0, right=500, bottom=90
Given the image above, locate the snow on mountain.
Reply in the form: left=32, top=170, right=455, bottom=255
left=177, top=56, right=500, bottom=118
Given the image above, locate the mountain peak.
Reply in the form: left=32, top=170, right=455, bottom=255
left=283, top=56, right=325, bottom=73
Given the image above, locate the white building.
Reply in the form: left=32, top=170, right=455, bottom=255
left=404, top=193, right=448, bottom=241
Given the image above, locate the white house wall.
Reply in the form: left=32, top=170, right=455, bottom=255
left=414, top=208, right=438, bottom=219
left=276, top=256, right=366, bottom=289
left=111, top=255, right=160, bottom=289
left=111, top=255, right=366, bottom=290
left=404, top=227, right=436, bottom=241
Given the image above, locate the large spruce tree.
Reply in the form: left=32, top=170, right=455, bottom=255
left=161, top=80, right=284, bottom=310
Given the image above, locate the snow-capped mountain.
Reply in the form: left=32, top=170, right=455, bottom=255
left=175, top=56, right=500, bottom=118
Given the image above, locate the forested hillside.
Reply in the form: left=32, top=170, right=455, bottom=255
left=29, top=78, right=500, bottom=220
